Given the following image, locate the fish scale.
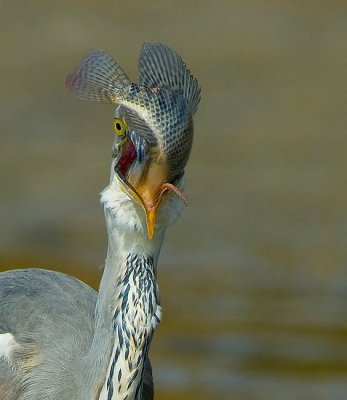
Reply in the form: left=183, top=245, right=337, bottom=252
left=66, top=43, right=200, bottom=183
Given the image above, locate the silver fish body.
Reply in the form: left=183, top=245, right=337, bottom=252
left=66, top=43, right=200, bottom=184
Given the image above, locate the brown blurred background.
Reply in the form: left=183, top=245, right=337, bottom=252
left=1, top=1, right=347, bottom=399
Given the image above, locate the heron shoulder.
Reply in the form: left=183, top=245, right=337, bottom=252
left=0, top=268, right=97, bottom=341
left=0, top=268, right=98, bottom=399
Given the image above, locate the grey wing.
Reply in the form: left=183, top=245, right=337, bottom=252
left=0, top=268, right=97, bottom=399
left=0, top=354, right=22, bottom=400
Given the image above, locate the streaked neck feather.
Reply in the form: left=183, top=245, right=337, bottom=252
left=97, top=182, right=164, bottom=400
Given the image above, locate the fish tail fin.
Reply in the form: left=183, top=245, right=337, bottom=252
left=65, top=49, right=131, bottom=103
left=138, top=43, right=201, bottom=115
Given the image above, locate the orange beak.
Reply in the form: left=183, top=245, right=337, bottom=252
left=117, top=161, right=187, bottom=239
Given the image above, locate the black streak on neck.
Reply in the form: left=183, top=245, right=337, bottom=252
left=106, top=254, right=159, bottom=400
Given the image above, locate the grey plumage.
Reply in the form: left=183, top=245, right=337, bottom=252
left=0, top=269, right=96, bottom=399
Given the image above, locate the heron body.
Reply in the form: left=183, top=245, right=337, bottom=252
left=0, top=43, right=200, bottom=399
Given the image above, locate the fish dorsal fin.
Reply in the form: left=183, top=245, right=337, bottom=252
left=66, top=49, right=131, bottom=103
left=138, top=43, right=201, bottom=115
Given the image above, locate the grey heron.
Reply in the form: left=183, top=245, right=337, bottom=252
left=0, top=43, right=200, bottom=399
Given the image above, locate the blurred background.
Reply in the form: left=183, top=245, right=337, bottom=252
left=1, top=1, right=347, bottom=399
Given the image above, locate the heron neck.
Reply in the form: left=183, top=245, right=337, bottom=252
left=85, top=207, right=165, bottom=399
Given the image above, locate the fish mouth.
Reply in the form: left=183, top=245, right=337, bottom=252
left=114, top=132, right=187, bottom=239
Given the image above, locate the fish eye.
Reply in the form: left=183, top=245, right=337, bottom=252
left=113, top=118, right=127, bottom=136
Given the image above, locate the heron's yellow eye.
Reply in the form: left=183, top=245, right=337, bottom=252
left=113, top=118, right=127, bottom=136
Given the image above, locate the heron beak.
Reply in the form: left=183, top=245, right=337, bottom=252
left=133, top=163, right=188, bottom=239
left=114, top=137, right=187, bottom=239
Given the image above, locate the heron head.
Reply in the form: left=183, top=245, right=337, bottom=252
left=110, top=106, right=188, bottom=240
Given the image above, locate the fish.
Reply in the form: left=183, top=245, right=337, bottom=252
left=65, top=43, right=201, bottom=238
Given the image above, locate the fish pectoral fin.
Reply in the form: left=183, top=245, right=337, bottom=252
left=66, top=49, right=131, bottom=104
left=138, top=43, right=201, bottom=115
